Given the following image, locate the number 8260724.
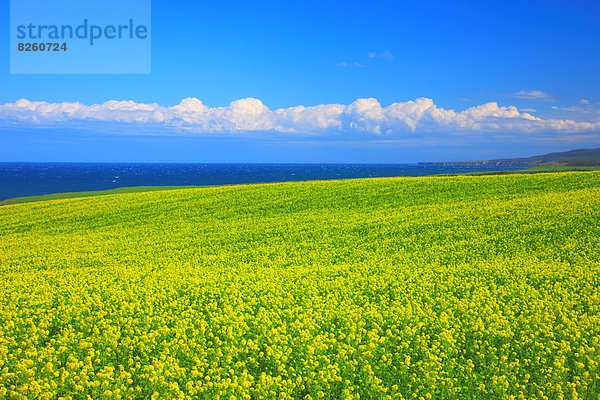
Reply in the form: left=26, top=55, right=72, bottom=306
left=18, top=42, right=67, bottom=52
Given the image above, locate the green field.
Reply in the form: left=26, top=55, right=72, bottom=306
left=527, top=166, right=600, bottom=172
left=459, top=165, right=600, bottom=176
left=0, top=186, right=200, bottom=206
left=1, top=172, right=600, bottom=400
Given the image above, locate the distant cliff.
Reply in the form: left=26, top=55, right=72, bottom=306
left=419, top=148, right=600, bottom=166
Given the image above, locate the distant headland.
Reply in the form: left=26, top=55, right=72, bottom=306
left=419, top=147, right=600, bottom=167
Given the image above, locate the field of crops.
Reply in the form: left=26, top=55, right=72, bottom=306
left=1, top=172, right=600, bottom=400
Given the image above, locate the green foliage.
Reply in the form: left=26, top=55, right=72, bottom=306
left=1, top=172, right=599, bottom=399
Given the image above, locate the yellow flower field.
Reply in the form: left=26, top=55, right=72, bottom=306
left=1, top=172, right=599, bottom=399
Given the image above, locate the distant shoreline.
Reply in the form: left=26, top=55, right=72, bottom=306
left=418, top=161, right=533, bottom=166
left=419, top=147, right=600, bottom=167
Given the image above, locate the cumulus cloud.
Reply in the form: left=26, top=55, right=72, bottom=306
left=513, top=90, right=555, bottom=101
left=1, top=97, right=599, bottom=136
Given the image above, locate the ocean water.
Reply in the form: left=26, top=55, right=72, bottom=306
left=0, top=163, right=530, bottom=201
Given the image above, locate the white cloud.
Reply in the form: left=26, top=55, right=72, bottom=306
left=513, top=90, right=555, bottom=101
left=368, top=51, right=395, bottom=60
left=578, top=99, right=590, bottom=105
left=520, top=108, right=536, bottom=112
left=335, top=61, right=366, bottom=68
left=1, top=97, right=599, bottom=136
left=553, top=105, right=587, bottom=112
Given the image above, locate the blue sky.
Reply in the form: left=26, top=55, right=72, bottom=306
left=1, top=0, right=599, bottom=162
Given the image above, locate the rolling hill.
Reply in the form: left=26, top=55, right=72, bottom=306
left=419, top=147, right=600, bottom=166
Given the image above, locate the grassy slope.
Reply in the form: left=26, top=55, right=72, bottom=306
left=463, top=165, right=600, bottom=175
left=1, top=172, right=600, bottom=399
left=0, top=185, right=199, bottom=206
left=525, top=164, right=600, bottom=172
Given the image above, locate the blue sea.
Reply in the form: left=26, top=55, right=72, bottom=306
left=0, top=163, right=531, bottom=201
